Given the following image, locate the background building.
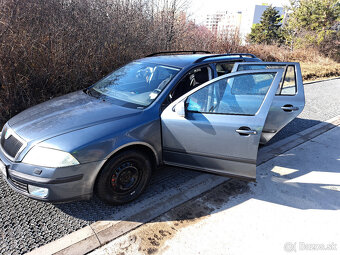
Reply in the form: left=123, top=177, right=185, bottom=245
left=205, top=11, right=226, bottom=34
left=217, top=11, right=243, bottom=37
left=204, top=4, right=285, bottom=43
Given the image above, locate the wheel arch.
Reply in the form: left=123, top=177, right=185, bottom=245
left=106, top=142, right=159, bottom=168
left=92, top=142, right=159, bottom=193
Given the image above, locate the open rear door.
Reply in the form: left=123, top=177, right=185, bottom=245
left=161, top=69, right=284, bottom=179
left=232, top=62, right=305, bottom=144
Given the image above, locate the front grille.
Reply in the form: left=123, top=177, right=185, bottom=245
left=9, top=177, right=28, bottom=193
left=1, top=126, right=24, bottom=158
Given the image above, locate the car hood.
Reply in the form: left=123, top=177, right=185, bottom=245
left=8, top=90, right=141, bottom=141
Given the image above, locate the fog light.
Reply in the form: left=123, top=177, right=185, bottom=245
left=28, top=185, right=49, bottom=198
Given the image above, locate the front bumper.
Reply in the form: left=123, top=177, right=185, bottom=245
left=0, top=145, right=105, bottom=202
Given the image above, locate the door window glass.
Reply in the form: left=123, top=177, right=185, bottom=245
left=280, top=65, right=296, bottom=95
left=237, top=64, right=285, bottom=71
left=236, top=64, right=297, bottom=95
left=186, top=73, right=276, bottom=115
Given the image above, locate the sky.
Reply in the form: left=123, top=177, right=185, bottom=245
left=187, top=0, right=291, bottom=24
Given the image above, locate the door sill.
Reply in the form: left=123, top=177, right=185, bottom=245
left=164, top=161, right=255, bottom=181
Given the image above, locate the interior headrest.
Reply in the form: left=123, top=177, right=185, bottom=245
left=194, top=70, right=209, bottom=84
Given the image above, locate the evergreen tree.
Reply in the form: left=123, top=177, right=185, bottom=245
left=248, top=6, right=283, bottom=44
left=285, top=0, right=340, bottom=56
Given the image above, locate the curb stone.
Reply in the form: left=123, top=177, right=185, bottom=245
left=303, top=76, right=339, bottom=85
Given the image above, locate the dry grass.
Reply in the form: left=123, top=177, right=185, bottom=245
left=300, top=61, right=340, bottom=81
left=247, top=44, right=340, bottom=81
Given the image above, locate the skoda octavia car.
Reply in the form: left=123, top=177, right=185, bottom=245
left=0, top=52, right=305, bottom=204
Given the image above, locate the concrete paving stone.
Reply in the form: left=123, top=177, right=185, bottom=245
left=26, top=226, right=96, bottom=255
left=309, top=125, right=340, bottom=150
left=55, top=235, right=100, bottom=255
left=95, top=221, right=141, bottom=245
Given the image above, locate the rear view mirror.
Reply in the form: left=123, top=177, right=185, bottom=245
left=174, top=100, right=185, bottom=117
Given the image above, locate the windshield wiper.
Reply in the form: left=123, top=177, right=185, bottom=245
left=83, top=88, right=94, bottom=97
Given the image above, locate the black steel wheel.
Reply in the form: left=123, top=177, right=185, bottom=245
left=95, top=150, right=152, bottom=205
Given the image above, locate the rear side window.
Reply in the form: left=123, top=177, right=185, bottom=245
left=186, top=73, right=276, bottom=116
left=216, top=62, right=238, bottom=76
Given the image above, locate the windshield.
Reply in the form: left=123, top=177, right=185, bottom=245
left=90, top=62, right=180, bottom=108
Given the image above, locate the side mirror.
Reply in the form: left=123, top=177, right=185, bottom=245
left=174, top=100, right=185, bottom=117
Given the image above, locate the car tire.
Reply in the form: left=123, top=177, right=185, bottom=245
left=95, top=150, right=152, bottom=205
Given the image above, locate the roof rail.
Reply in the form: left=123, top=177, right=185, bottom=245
left=194, top=53, right=257, bottom=63
left=146, top=50, right=211, bottom=57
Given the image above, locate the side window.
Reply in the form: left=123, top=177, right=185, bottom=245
left=237, top=64, right=284, bottom=71
left=280, top=65, right=296, bottom=95
left=169, top=66, right=212, bottom=102
left=186, top=73, right=276, bottom=115
left=216, top=62, right=237, bottom=76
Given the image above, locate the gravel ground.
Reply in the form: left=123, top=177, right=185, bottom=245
left=0, top=78, right=339, bottom=255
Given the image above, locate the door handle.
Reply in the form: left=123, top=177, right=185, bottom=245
left=281, top=105, right=299, bottom=112
left=236, top=129, right=257, bottom=136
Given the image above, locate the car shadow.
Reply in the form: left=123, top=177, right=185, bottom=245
left=264, top=117, right=322, bottom=145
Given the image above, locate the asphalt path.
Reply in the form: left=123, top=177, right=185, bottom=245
left=0, top=78, right=339, bottom=255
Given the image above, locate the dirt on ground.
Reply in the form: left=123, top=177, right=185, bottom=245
left=97, top=179, right=251, bottom=255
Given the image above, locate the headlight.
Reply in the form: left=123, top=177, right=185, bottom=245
left=22, top=146, right=79, bottom=168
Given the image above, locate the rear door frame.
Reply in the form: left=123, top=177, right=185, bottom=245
left=232, top=62, right=305, bottom=144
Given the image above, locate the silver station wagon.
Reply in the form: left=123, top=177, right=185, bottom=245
left=0, top=52, right=305, bottom=204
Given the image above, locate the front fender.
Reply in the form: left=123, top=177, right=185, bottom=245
left=35, top=114, right=162, bottom=165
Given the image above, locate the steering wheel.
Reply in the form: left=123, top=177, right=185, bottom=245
left=153, top=88, right=162, bottom=94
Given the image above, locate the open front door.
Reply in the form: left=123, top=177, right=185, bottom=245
left=161, top=69, right=284, bottom=179
left=232, top=62, right=305, bottom=144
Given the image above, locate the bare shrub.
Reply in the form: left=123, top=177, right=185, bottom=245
left=0, top=0, right=337, bottom=125
left=0, top=0, right=214, bottom=123
left=247, top=44, right=322, bottom=62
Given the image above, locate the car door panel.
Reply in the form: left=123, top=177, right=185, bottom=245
left=232, top=62, right=304, bottom=144
left=161, top=69, right=284, bottom=179
left=163, top=112, right=265, bottom=179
